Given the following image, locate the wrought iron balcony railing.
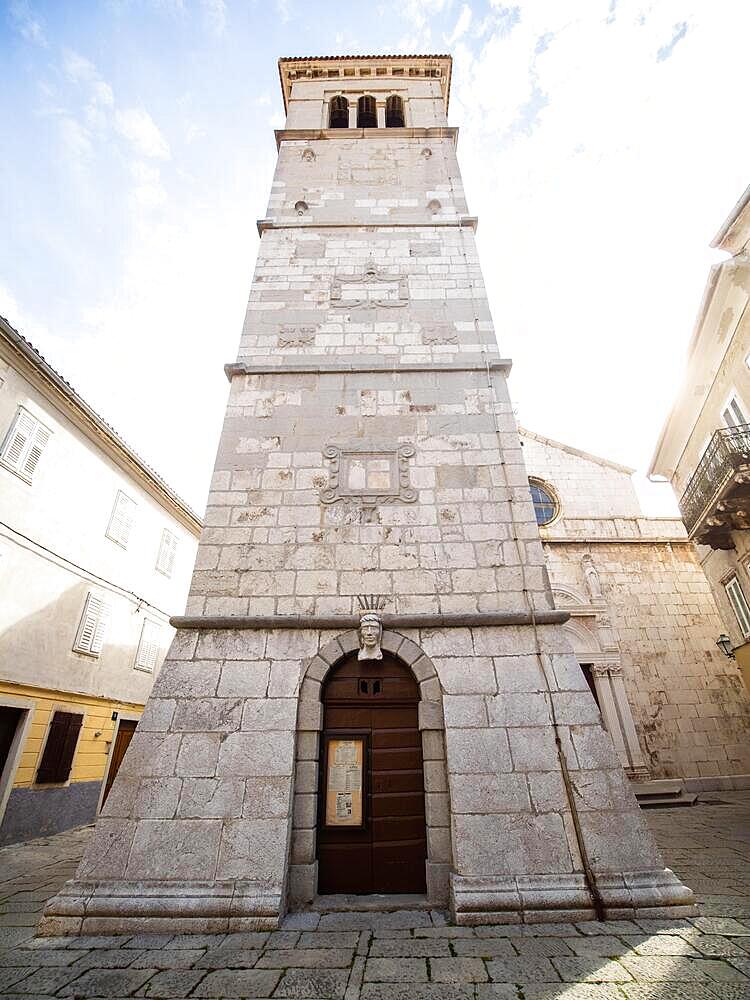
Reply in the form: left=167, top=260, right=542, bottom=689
left=679, top=422, right=750, bottom=538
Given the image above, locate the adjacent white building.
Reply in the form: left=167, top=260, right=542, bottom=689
left=650, top=186, right=750, bottom=693
left=0, top=315, right=201, bottom=845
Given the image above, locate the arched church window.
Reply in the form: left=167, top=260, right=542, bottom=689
left=329, top=95, right=349, bottom=129
left=529, top=478, right=559, bottom=526
left=357, top=95, right=377, bottom=128
left=385, top=95, right=405, bottom=127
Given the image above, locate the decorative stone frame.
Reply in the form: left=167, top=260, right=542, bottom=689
left=288, top=629, right=451, bottom=908
left=319, top=443, right=417, bottom=506
left=555, top=590, right=650, bottom=781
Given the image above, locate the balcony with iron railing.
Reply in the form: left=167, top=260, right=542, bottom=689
left=679, top=422, right=750, bottom=548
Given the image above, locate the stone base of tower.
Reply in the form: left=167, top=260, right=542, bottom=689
left=38, top=881, right=283, bottom=937
left=450, top=870, right=697, bottom=926
left=38, top=619, right=697, bottom=937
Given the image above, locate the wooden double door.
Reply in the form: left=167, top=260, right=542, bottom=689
left=317, top=654, right=427, bottom=895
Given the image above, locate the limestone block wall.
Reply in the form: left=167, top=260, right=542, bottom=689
left=189, top=365, right=549, bottom=619
left=544, top=540, right=750, bottom=779
left=520, top=431, right=641, bottom=520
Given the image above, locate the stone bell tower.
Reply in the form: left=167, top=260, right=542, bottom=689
left=41, top=54, right=694, bottom=934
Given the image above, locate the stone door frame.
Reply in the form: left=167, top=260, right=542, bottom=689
left=288, top=628, right=452, bottom=908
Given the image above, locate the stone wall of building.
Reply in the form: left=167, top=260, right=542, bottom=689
left=522, top=428, right=750, bottom=782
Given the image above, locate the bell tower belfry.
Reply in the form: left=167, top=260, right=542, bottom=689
left=41, top=54, right=695, bottom=934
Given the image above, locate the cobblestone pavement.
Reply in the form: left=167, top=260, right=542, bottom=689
left=1, top=793, right=749, bottom=998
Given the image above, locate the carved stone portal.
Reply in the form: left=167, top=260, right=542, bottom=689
left=320, top=443, right=417, bottom=507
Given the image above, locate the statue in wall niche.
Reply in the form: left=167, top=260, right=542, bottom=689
left=358, top=612, right=383, bottom=661
left=582, top=554, right=603, bottom=601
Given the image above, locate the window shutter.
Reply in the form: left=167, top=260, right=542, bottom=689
left=36, top=711, right=83, bottom=783
left=135, top=619, right=161, bottom=671
left=2, top=408, right=50, bottom=479
left=22, top=424, right=51, bottom=478
left=725, top=577, right=750, bottom=638
left=74, top=593, right=110, bottom=656
left=2, top=409, right=35, bottom=469
left=156, top=529, right=178, bottom=576
left=107, top=491, right=136, bottom=547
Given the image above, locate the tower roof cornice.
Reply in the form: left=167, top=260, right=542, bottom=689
left=278, top=54, right=452, bottom=114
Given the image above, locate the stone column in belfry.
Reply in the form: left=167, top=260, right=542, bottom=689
left=40, top=54, right=695, bottom=935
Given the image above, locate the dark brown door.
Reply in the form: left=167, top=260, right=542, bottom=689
left=101, top=719, right=137, bottom=807
left=317, top=654, right=427, bottom=894
left=0, top=707, right=23, bottom=777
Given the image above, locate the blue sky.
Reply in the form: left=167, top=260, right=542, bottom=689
left=2, top=0, right=748, bottom=513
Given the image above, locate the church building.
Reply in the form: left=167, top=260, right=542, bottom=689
left=41, top=54, right=696, bottom=935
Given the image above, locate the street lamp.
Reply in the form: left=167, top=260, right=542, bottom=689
left=716, top=634, right=736, bottom=659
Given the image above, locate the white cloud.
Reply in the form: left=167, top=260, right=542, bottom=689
left=201, top=0, right=227, bottom=34
left=447, top=0, right=750, bottom=509
left=447, top=3, right=472, bottom=44
left=115, top=108, right=171, bottom=160
left=403, top=0, right=450, bottom=30
left=58, top=117, right=94, bottom=162
left=129, top=161, right=167, bottom=209
left=9, top=0, right=47, bottom=46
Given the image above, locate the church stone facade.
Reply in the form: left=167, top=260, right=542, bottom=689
left=521, top=429, right=750, bottom=784
left=41, top=54, right=695, bottom=935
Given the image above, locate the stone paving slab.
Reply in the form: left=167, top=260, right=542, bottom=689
left=0, top=793, right=748, bottom=997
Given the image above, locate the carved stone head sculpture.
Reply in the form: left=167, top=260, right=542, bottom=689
left=358, top=612, right=383, bottom=661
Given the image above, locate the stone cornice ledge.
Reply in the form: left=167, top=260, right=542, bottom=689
left=170, top=610, right=570, bottom=630
left=225, top=358, right=512, bottom=379
left=256, top=216, right=478, bottom=234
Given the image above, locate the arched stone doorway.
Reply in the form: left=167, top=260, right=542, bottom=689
left=318, top=652, right=426, bottom=894
left=288, top=629, right=451, bottom=907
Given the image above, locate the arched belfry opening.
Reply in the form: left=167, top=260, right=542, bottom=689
left=329, top=95, right=349, bottom=128
left=317, top=652, right=427, bottom=894
left=357, top=95, right=377, bottom=128
left=385, top=94, right=405, bottom=127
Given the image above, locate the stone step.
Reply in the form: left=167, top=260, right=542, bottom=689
left=631, top=778, right=698, bottom=808
left=311, top=893, right=432, bottom=912
left=631, top=778, right=685, bottom=796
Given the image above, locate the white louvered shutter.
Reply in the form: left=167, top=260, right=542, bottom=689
left=22, top=424, right=52, bottom=478
left=107, top=491, right=136, bottom=547
left=74, top=593, right=110, bottom=656
left=2, top=408, right=50, bottom=479
left=135, top=619, right=161, bottom=671
left=156, top=529, right=177, bottom=576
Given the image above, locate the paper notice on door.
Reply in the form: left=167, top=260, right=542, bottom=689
left=335, top=792, right=353, bottom=820
left=325, top=737, right=364, bottom=826
left=334, top=741, right=357, bottom=764
left=329, top=764, right=362, bottom=792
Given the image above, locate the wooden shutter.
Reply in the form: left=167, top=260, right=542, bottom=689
left=74, top=593, right=110, bottom=656
left=107, top=491, right=136, bottom=547
left=156, top=529, right=177, bottom=576
left=2, top=408, right=50, bottom=478
left=22, top=424, right=52, bottom=478
left=36, top=711, right=83, bottom=783
left=135, top=619, right=161, bottom=671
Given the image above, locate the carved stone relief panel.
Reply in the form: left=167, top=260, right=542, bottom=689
left=278, top=325, right=316, bottom=348
left=320, top=442, right=417, bottom=507
left=330, top=257, right=408, bottom=310
left=421, top=324, right=459, bottom=346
